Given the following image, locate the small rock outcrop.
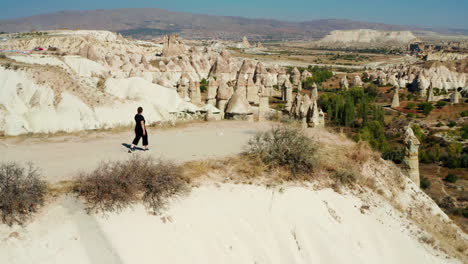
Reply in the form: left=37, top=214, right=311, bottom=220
left=307, top=99, right=325, bottom=128
left=403, top=126, right=420, bottom=186
left=450, top=90, right=460, bottom=104
left=162, top=35, right=186, bottom=57
left=340, top=75, right=349, bottom=90
left=391, top=87, right=400, bottom=108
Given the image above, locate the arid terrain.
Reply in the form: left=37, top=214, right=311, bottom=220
left=0, top=11, right=467, bottom=263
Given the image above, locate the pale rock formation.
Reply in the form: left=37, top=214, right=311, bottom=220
left=301, top=70, right=312, bottom=81
left=216, top=81, right=234, bottom=118
left=210, top=56, right=234, bottom=81
left=225, top=89, right=253, bottom=120
left=258, top=84, right=270, bottom=121
left=78, top=44, right=101, bottom=62
left=290, top=94, right=303, bottom=118
left=189, top=80, right=202, bottom=104
left=340, top=75, right=349, bottom=90
left=398, top=78, right=407, bottom=89
left=311, top=83, right=319, bottom=100
left=377, top=72, right=387, bottom=86
left=307, top=99, right=325, bottom=128
left=299, top=95, right=312, bottom=119
left=426, top=84, right=435, bottom=102
left=200, top=104, right=221, bottom=121
left=253, top=62, right=268, bottom=84
left=277, top=67, right=288, bottom=88
left=177, top=76, right=190, bottom=99
left=246, top=75, right=259, bottom=104
left=162, top=35, right=186, bottom=57
left=291, top=67, right=302, bottom=90
left=352, top=75, right=363, bottom=87
left=387, top=74, right=399, bottom=88
left=450, top=90, right=460, bottom=104
left=391, top=87, right=400, bottom=108
left=417, top=74, right=430, bottom=98
left=282, top=78, right=293, bottom=111
left=242, top=36, right=251, bottom=48
left=403, top=126, right=420, bottom=186
left=206, top=78, right=219, bottom=105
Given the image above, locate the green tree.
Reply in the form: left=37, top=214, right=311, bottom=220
left=417, top=102, right=434, bottom=116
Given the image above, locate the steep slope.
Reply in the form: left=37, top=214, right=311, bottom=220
left=0, top=126, right=466, bottom=263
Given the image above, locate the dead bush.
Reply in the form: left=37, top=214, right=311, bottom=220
left=0, top=162, right=47, bottom=226
left=73, top=156, right=187, bottom=215
left=141, top=159, right=188, bottom=215
left=73, top=159, right=140, bottom=214
left=246, top=126, right=318, bottom=178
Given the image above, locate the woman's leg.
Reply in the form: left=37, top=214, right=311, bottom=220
left=130, top=133, right=141, bottom=150
left=142, top=132, right=149, bottom=150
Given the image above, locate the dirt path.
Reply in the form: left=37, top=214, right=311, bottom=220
left=0, top=121, right=272, bottom=183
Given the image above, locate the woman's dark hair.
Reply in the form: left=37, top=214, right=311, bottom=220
left=137, top=107, right=143, bottom=113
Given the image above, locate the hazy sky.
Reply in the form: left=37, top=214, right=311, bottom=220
left=1, top=0, right=467, bottom=29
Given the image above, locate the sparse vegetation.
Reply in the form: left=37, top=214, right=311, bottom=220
left=443, top=173, right=459, bottom=183
left=0, top=162, right=47, bottom=226
left=246, top=126, right=318, bottom=177
left=436, top=101, right=447, bottom=109
left=417, top=102, right=434, bottom=116
left=200, top=78, right=208, bottom=93
left=73, top=156, right=187, bottom=215
left=420, top=176, right=432, bottom=189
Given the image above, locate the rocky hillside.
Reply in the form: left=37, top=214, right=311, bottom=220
left=0, top=8, right=429, bottom=40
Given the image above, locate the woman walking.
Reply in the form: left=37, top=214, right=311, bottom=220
left=129, top=107, right=149, bottom=153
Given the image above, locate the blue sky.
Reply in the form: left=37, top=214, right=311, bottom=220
left=1, top=0, right=467, bottom=29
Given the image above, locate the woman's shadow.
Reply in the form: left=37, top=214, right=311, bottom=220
left=121, top=143, right=145, bottom=151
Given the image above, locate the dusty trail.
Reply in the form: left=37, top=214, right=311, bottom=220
left=0, top=121, right=271, bottom=183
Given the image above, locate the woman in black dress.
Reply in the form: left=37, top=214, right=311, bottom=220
left=129, top=107, right=149, bottom=152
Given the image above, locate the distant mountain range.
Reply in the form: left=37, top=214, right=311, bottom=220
left=1, top=8, right=467, bottom=40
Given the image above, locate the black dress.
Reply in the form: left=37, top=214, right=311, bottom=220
left=132, top=114, right=148, bottom=145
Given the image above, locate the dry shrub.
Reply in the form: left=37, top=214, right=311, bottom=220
left=0, top=162, right=47, bottom=226
left=73, top=156, right=187, bottom=215
left=246, top=126, right=318, bottom=178
left=332, top=170, right=358, bottom=186
left=73, top=159, right=140, bottom=214
left=347, top=141, right=377, bottom=164
left=182, top=160, right=217, bottom=181
left=141, top=160, right=188, bottom=215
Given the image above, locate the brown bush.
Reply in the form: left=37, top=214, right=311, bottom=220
left=141, top=159, right=188, bottom=215
left=0, top=162, right=47, bottom=226
left=246, top=126, right=318, bottom=178
left=332, top=170, right=358, bottom=186
left=73, top=156, right=187, bottom=215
